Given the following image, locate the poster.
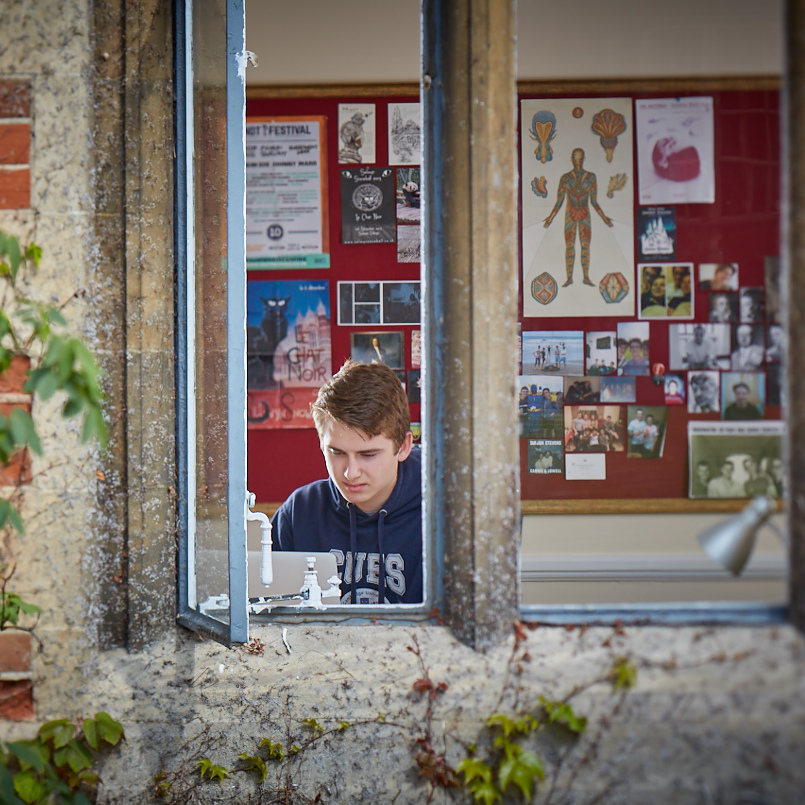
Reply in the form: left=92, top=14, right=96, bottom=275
left=245, top=116, right=329, bottom=269
left=388, top=102, right=422, bottom=165
left=246, top=279, right=332, bottom=430
left=636, top=97, right=715, bottom=204
left=520, top=97, right=634, bottom=318
left=340, top=168, right=396, bottom=244
left=338, top=103, right=376, bottom=164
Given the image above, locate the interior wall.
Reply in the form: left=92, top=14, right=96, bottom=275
left=245, top=0, right=787, bottom=604
left=245, top=0, right=782, bottom=85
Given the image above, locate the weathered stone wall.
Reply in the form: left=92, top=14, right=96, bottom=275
left=1, top=2, right=805, bottom=804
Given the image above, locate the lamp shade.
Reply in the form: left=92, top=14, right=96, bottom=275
left=696, top=497, right=776, bottom=576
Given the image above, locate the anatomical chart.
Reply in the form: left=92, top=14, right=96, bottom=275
left=521, top=97, right=634, bottom=318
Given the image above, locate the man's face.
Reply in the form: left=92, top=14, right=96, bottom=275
left=714, top=266, right=733, bottom=289
left=721, top=462, right=733, bottom=478
left=741, top=295, right=755, bottom=320
left=697, top=464, right=710, bottom=483
left=737, top=325, right=752, bottom=346
left=693, top=327, right=705, bottom=344
left=630, top=340, right=642, bottom=357
left=319, top=418, right=412, bottom=513
left=771, top=458, right=784, bottom=480
left=734, top=386, right=749, bottom=405
left=635, top=410, right=644, bottom=421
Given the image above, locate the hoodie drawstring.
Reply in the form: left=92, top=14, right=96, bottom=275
left=348, top=503, right=357, bottom=604
left=377, top=509, right=388, bottom=604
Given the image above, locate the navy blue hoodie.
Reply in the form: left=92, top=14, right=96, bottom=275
left=271, top=448, right=423, bottom=604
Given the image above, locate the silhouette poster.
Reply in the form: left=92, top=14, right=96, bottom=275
left=246, top=279, right=332, bottom=430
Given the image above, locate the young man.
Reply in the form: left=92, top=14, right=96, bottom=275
left=271, top=361, right=422, bottom=605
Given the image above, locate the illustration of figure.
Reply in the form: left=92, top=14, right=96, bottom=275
left=339, top=113, right=366, bottom=163
left=366, top=337, right=388, bottom=365
left=544, top=148, right=613, bottom=287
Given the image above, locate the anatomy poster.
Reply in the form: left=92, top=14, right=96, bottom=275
left=521, top=97, right=634, bottom=318
left=636, top=97, right=715, bottom=204
left=246, top=279, right=332, bottom=430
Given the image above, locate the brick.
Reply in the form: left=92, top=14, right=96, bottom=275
left=0, top=355, right=31, bottom=394
left=0, top=80, right=32, bottom=118
left=0, top=679, right=34, bottom=720
left=0, top=448, right=32, bottom=486
left=0, top=123, right=30, bottom=165
left=0, top=631, right=32, bottom=672
left=0, top=168, right=30, bottom=209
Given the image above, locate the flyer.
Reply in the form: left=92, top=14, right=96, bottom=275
left=340, top=168, right=396, bottom=244
left=245, top=116, right=330, bottom=269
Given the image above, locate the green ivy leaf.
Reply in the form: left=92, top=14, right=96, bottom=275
left=9, top=409, right=41, bottom=455
left=456, top=757, right=492, bottom=786
left=258, top=738, right=285, bottom=760
left=486, top=713, right=516, bottom=738
left=39, top=719, right=75, bottom=750
left=610, top=657, right=637, bottom=690
left=0, top=763, right=25, bottom=805
left=238, top=753, right=268, bottom=782
left=337, top=720, right=350, bottom=732
left=6, top=741, right=45, bottom=773
left=302, top=718, right=324, bottom=736
left=498, top=748, right=544, bottom=801
left=53, top=739, right=93, bottom=774
left=539, top=697, right=587, bottom=734
left=195, top=758, right=230, bottom=781
left=467, top=779, right=502, bottom=805
left=0, top=500, right=24, bottom=536
left=91, top=712, right=124, bottom=747
left=12, top=769, right=43, bottom=804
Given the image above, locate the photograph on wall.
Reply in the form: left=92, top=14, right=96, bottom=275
left=388, top=102, right=422, bottom=165
left=396, top=167, right=421, bottom=223
left=664, top=374, right=686, bottom=405
left=739, top=287, right=764, bottom=323
left=585, top=330, right=617, bottom=375
left=766, top=323, right=784, bottom=364
left=764, top=256, right=781, bottom=323
left=564, top=405, right=625, bottom=453
left=721, top=372, right=765, bottom=420
left=625, top=405, right=668, bottom=459
left=688, top=420, right=785, bottom=499
left=246, top=279, right=332, bottom=430
left=350, top=331, right=404, bottom=369
left=708, top=292, right=738, bottom=323
left=527, top=439, right=564, bottom=475
left=636, top=97, right=715, bottom=204
left=518, top=375, right=564, bottom=439
left=731, top=323, right=765, bottom=372
left=601, top=375, right=637, bottom=403
left=338, top=103, right=376, bottom=164
left=411, top=421, right=421, bottom=443
left=699, top=262, right=739, bottom=291
left=669, top=323, right=730, bottom=371
left=637, top=206, right=676, bottom=261
left=688, top=370, right=720, bottom=414
left=397, top=224, right=421, bottom=263
left=246, top=116, right=329, bottom=269
left=338, top=281, right=421, bottom=325
left=411, top=330, right=422, bottom=368
left=637, top=262, right=693, bottom=319
left=522, top=330, right=585, bottom=375
left=564, top=376, right=601, bottom=404
left=340, top=168, right=395, bottom=244
left=520, top=97, right=634, bottom=318
left=407, top=369, right=421, bottom=403
left=617, top=321, right=650, bottom=376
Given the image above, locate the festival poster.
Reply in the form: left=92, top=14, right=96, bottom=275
left=520, top=97, right=634, bottom=318
left=340, top=168, right=396, bottom=244
left=245, top=116, right=329, bottom=269
left=246, top=279, right=332, bottom=430
left=636, top=97, right=715, bottom=205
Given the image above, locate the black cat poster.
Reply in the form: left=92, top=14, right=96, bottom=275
left=340, top=168, right=396, bottom=244
left=246, top=279, right=332, bottom=430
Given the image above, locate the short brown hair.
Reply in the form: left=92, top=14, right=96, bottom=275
left=311, top=360, right=410, bottom=450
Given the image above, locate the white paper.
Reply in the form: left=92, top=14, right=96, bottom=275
left=565, top=453, right=606, bottom=481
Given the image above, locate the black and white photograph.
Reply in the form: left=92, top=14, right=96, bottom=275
left=349, top=331, right=404, bottom=369
left=688, top=370, right=720, bottom=414
left=766, top=323, right=784, bottom=364
left=382, top=281, right=420, bottom=324
left=407, top=369, right=421, bottom=403
left=739, top=287, right=764, bottom=323
left=731, top=323, right=765, bottom=372
left=396, top=224, right=421, bottom=263
left=339, top=281, right=421, bottom=326
left=764, top=255, right=781, bottom=324
left=688, top=420, right=785, bottom=499
left=708, top=292, right=738, bottom=323
left=668, top=323, right=730, bottom=371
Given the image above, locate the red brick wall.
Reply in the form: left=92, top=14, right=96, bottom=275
left=0, top=79, right=31, bottom=210
left=0, top=631, right=33, bottom=720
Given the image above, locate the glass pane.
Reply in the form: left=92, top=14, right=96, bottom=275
left=191, top=0, right=231, bottom=624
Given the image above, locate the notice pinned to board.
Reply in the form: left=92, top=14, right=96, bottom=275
left=246, top=116, right=330, bottom=269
